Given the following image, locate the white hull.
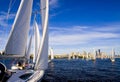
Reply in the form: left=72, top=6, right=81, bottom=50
left=8, top=60, right=51, bottom=82
left=8, top=69, right=44, bottom=82
left=111, top=58, right=115, bottom=62
left=27, top=70, right=44, bottom=82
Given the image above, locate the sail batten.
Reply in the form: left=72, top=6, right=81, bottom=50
left=5, top=0, right=33, bottom=56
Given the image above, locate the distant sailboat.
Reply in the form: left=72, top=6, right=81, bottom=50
left=50, top=47, right=54, bottom=60
left=91, top=49, right=96, bottom=61
left=0, top=0, right=49, bottom=81
left=110, top=48, right=115, bottom=62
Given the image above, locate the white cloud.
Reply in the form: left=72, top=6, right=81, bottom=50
left=49, top=0, right=62, bottom=18
left=49, top=25, right=119, bottom=46
left=0, top=11, right=15, bottom=51
left=49, top=25, right=120, bottom=54
left=49, top=0, right=59, bottom=8
left=0, top=11, right=15, bottom=27
left=50, top=26, right=88, bottom=34
left=50, top=31, right=119, bottom=45
left=50, top=11, right=62, bottom=17
left=93, top=24, right=120, bottom=32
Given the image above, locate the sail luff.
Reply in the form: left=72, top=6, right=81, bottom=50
left=5, top=0, right=33, bottom=56
left=35, top=0, right=49, bottom=70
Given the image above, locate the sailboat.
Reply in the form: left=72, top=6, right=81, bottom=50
left=26, top=0, right=49, bottom=81
left=110, top=48, right=115, bottom=62
left=91, top=49, right=96, bottom=61
left=50, top=47, right=54, bottom=60
left=0, top=0, right=49, bottom=81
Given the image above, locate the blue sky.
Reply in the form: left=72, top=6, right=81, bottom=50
left=0, top=0, right=120, bottom=55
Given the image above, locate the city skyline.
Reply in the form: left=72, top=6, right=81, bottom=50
left=0, top=0, right=120, bottom=54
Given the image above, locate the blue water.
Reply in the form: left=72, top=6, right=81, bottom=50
left=0, top=58, right=16, bottom=69
left=43, top=58, right=120, bottom=82
left=1, top=58, right=120, bottom=82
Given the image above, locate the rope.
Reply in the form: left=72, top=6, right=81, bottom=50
left=7, top=0, right=16, bottom=20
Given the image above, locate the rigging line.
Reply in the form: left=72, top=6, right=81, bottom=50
left=7, top=0, right=12, bottom=20
left=7, top=0, right=16, bottom=20
left=11, top=0, right=16, bottom=8
left=4, top=0, right=14, bottom=51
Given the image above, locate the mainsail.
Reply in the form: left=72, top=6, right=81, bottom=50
left=5, top=0, right=33, bottom=56
left=35, top=0, right=49, bottom=70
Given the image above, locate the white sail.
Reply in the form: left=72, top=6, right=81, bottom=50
left=111, top=48, right=115, bottom=62
left=50, top=48, right=54, bottom=60
left=93, top=49, right=96, bottom=60
left=25, top=35, right=33, bottom=60
left=35, top=0, right=49, bottom=70
left=5, top=0, right=33, bottom=56
left=112, top=48, right=115, bottom=58
left=33, top=21, right=41, bottom=63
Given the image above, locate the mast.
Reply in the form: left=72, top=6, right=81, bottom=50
left=5, top=0, right=33, bottom=56
left=35, top=0, right=49, bottom=70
